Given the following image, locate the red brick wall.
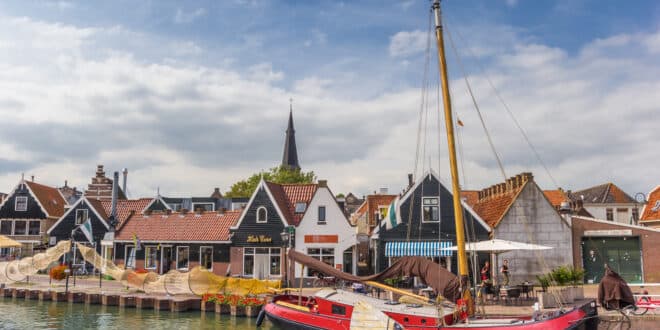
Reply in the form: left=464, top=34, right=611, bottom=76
left=230, top=247, right=243, bottom=276
left=572, top=217, right=660, bottom=282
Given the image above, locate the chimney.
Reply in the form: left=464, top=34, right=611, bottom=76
left=318, top=180, right=327, bottom=188
left=111, top=171, right=119, bottom=222
left=408, top=174, right=414, bottom=188
left=31, top=175, right=34, bottom=182
left=64, top=180, right=68, bottom=187
left=122, top=168, right=128, bottom=195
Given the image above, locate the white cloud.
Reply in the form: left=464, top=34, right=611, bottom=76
left=505, top=0, right=518, bottom=7
left=389, top=30, right=427, bottom=57
left=174, top=8, right=207, bottom=24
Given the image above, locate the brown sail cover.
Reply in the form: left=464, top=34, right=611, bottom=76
left=597, top=266, right=635, bottom=310
left=288, top=249, right=460, bottom=302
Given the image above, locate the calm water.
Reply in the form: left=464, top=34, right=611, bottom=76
left=0, top=297, right=280, bottom=330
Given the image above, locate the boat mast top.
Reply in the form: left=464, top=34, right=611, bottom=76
left=432, top=0, right=470, bottom=281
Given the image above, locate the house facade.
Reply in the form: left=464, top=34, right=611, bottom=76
left=0, top=179, right=66, bottom=256
left=293, top=180, right=357, bottom=285
left=469, top=172, right=572, bottom=283
left=374, top=172, right=491, bottom=274
left=568, top=183, right=639, bottom=225
left=113, top=210, right=239, bottom=275
left=350, top=193, right=397, bottom=275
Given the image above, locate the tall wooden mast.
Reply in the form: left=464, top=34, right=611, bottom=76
left=432, top=0, right=472, bottom=300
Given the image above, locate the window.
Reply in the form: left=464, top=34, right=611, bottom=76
left=243, top=247, right=281, bottom=276
left=14, top=221, right=26, bottom=235
left=192, top=203, right=214, bottom=211
left=0, top=221, right=11, bottom=235
left=331, top=304, right=346, bottom=315
left=243, top=254, right=254, bottom=276
left=28, top=221, right=40, bottom=235
left=125, top=245, right=136, bottom=269
left=307, top=248, right=335, bottom=276
left=318, top=206, right=326, bottom=223
left=256, top=207, right=267, bottom=223
left=170, top=203, right=182, bottom=211
left=75, top=209, right=88, bottom=225
left=15, top=196, right=27, bottom=212
left=176, top=246, right=190, bottom=270
left=200, top=246, right=213, bottom=270
left=295, top=202, right=307, bottom=213
left=422, top=197, right=439, bottom=222
left=616, top=208, right=628, bottom=222
left=145, top=246, right=158, bottom=269
left=606, top=208, right=613, bottom=221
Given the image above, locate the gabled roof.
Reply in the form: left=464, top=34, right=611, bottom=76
left=47, top=196, right=110, bottom=234
left=543, top=190, right=569, bottom=208
left=100, top=198, right=153, bottom=229
left=25, top=181, right=67, bottom=218
left=266, top=182, right=318, bottom=226
left=469, top=173, right=534, bottom=228
left=570, top=183, right=635, bottom=204
left=641, top=185, right=660, bottom=222
left=115, top=210, right=240, bottom=242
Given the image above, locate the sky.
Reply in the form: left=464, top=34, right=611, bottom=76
left=0, top=0, right=658, bottom=200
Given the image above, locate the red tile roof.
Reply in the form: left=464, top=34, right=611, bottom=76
left=641, top=186, right=660, bottom=222
left=543, top=190, right=569, bottom=208
left=25, top=181, right=67, bottom=218
left=265, top=182, right=317, bottom=226
left=100, top=198, right=153, bottom=228
left=115, top=210, right=240, bottom=242
left=460, top=190, right=479, bottom=207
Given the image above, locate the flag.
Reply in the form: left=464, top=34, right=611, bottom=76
left=80, top=218, right=93, bottom=243
left=384, top=197, right=402, bottom=230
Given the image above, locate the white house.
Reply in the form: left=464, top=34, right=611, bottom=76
left=293, top=180, right=357, bottom=282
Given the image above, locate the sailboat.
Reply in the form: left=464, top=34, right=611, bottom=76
left=262, top=1, right=598, bottom=329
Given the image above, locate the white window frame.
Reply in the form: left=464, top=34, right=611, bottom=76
left=13, top=220, right=27, bottom=235
left=144, top=246, right=158, bottom=270
left=199, top=246, right=214, bottom=271
left=0, top=220, right=12, bottom=235
left=124, top=245, right=136, bottom=269
left=306, top=247, right=335, bottom=277
left=170, top=203, right=182, bottom=211
left=15, top=196, right=28, bottom=212
left=75, top=209, right=88, bottom=225
left=318, top=205, right=326, bottom=223
left=28, top=220, right=41, bottom=235
left=242, top=247, right=281, bottom=277
left=176, top=246, right=190, bottom=271
left=295, top=202, right=307, bottom=213
left=421, top=196, right=440, bottom=223
left=192, top=202, right=215, bottom=211
left=256, top=206, right=268, bottom=223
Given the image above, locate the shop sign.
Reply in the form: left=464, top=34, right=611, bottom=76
left=583, top=229, right=632, bottom=237
left=247, top=235, right=273, bottom=243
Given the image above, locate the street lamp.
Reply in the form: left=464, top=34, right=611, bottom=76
left=280, top=230, right=291, bottom=289
left=633, top=192, right=646, bottom=225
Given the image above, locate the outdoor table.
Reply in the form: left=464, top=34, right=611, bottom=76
left=519, top=283, right=534, bottom=300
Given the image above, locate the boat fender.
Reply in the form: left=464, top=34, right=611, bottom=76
left=255, top=309, right=266, bottom=327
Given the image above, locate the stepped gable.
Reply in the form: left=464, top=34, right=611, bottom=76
left=570, top=182, right=635, bottom=204
left=100, top=198, right=153, bottom=228
left=470, top=172, right=533, bottom=228
left=265, top=182, right=317, bottom=226
left=25, top=181, right=67, bottom=218
left=115, top=210, right=241, bottom=241
left=641, top=185, right=660, bottom=222
left=84, top=165, right=126, bottom=201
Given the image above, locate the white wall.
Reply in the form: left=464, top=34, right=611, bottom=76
left=583, top=204, right=639, bottom=224
left=294, top=186, right=356, bottom=278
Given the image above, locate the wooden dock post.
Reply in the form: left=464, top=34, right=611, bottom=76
left=101, top=294, right=119, bottom=306
left=67, top=292, right=85, bottom=303
left=85, top=293, right=101, bottom=305
left=119, top=295, right=136, bottom=308
left=136, top=296, right=154, bottom=309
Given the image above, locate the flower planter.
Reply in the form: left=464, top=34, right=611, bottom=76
left=538, top=291, right=558, bottom=309
left=571, top=287, right=584, bottom=300
left=215, top=303, right=230, bottom=314
left=245, top=305, right=263, bottom=317
left=230, top=305, right=246, bottom=316
left=560, top=287, right=574, bottom=303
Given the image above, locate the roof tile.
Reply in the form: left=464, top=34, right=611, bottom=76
left=25, top=181, right=67, bottom=218
left=115, top=210, right=240, bottom=241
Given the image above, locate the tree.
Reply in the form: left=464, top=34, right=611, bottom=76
left=336, top=193, right=345, bottom=198
left=224, top=166, right=316, bottom=198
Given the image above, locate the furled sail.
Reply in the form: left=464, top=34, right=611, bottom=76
left=288, top=249, right=461, bottom=302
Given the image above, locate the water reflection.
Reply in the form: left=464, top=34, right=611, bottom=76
left=0, top=297, right=278, bottom=330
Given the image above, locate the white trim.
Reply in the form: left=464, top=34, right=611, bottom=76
left=199, top=245, right=214, bottom=272
left=317, top=205, right=326, bottom=223
left=572, top=215, right=660, bottom=232
left=124, top=245, right=136, bottom=269
left=141, top=197, right=170, bottom=214
left=420, top=196, right=440, bottom=223
left=192, top=202, right=215, bottom=211
left=160, top=245, right=173, bottom=274
left=14, top=196, right=28, bottom=212
left=176, top=245, right=190, bottom=271
left=23, top=182, right=54, bottom=218
left=144, top=245, right=158, bottom=269
left=75, top=209, right=88, bottom=226
left=231, top=178, right=289, bottom=229
left=47, top=197, right=110, bottom=235
left=256, top=206, right=268, bottom=223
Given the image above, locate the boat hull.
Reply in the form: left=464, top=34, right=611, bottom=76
left=264, top=294, right=598, bottom=330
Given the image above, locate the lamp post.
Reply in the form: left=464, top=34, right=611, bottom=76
left=633, top=192, right=646, bottom=225
left=280, top=230, right=290, bottom=289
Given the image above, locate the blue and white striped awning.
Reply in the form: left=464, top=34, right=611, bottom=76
left=385, top=241, right=453, bottom=257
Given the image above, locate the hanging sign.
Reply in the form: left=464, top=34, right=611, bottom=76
left=247, top=235, right=273, bottom=243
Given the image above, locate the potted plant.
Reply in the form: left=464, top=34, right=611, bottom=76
left=568, top=267, right=585, bottom=300
left=536, top=274, right=557, bottom=308
left=49, top=264, right=69, bottom=282
left=242, top=296, right=267, bottom=317
left=210, top=294, right=231, bottom=314
left=550, top=266, right=573, bottom=303
left=228, top=294, right=246, bottom=316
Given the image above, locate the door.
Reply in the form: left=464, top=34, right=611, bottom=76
left=254, top=254, right=269, bottom=279
left=161, top=246, right=172, bottom=274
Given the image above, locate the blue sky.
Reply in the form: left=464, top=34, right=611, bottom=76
left=0, top=0, right=658, bottom=201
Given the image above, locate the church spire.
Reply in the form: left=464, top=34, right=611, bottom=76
left=281, top=98, right=300, bottom=170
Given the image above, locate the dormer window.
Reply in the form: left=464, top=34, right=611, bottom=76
left=295, top=202, right=307, bottom=213
left=15, top=196, right=27, bottom=212
left=256, top=206, right=267, bottom=223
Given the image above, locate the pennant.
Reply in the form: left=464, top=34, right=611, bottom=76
left=384, top=197, right=402, bottom=230
left=79, top=218, right=93, bottom=243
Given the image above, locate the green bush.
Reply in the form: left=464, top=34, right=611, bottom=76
left=569, top=267, right=585, bottom=286
left=536, top=275, right=550, bottom=291
left=549, top=266, right=571, bottom=286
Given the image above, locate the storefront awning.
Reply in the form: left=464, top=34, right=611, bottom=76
left=385, top=241, right=453, bottom=257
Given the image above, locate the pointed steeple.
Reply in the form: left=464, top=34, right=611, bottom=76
left=281, top=98, right=300, bottom=170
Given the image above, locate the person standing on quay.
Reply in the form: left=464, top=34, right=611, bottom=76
left=501, top=259, right=510, bottom=286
